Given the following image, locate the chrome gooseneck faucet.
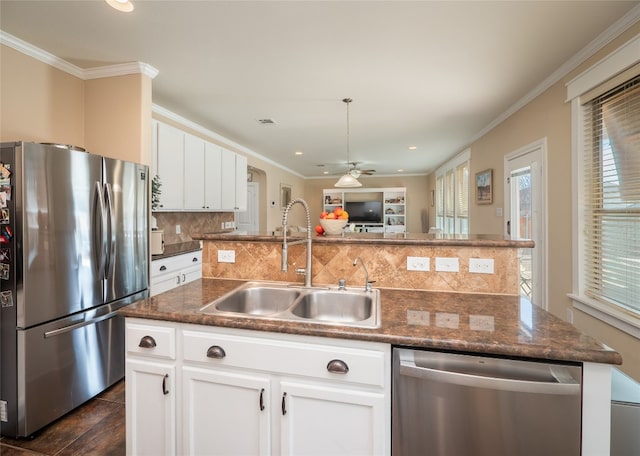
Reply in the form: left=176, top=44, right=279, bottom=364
left=281, top=198, right=313, bottom=287
left=353, top=256, right=374, bottom=292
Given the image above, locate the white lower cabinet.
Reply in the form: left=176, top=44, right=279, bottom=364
left=150, top=251, right=202, bottom=297
left=125, top=321, right=177, bottom=455
left=279, top=379, right=385, bottom=455
left=125, top=318, right=390, bottom=455
left=182, top=367, right=271, bottom=455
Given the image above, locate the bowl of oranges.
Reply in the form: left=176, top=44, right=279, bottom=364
left=317, top=207, right=349, bottom=235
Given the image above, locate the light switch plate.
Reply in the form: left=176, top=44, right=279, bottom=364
left=435, top=257, right=459, bottom=272
left=217, top=250, right=235, bottom=263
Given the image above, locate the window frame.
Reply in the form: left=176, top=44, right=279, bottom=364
left=567, top=33, right=640, bottom=339
left=435, top=149, right=470, bottom=235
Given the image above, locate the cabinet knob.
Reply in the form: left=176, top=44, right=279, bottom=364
left=138, top=335, right=157, bottom=349
left=326, top=359, right=349, bottom=374
left=206, top=345, right=226, bottom=359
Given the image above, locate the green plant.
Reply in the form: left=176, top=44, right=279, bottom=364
left=151, top=175, right=162, bottom=211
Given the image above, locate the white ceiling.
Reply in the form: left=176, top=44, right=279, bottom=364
left=1, top=1, right=638, bottom=178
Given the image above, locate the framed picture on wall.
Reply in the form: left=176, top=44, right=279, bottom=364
left=280, top=183, right=292, bottom=209
left=475, top=169, right=493, bottom=204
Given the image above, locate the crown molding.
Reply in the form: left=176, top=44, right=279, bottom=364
left=152, top=104, right=305, bottom=179
left=0, top=30, right=85, bottom=78
left=84, top=62, right=159, bottom=80
left=0, top=30, right=158, bottom=80
left=469, top=3, right=640, bottom=147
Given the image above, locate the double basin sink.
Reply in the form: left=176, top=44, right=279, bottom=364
left=200, top=281, right=381, bottom=329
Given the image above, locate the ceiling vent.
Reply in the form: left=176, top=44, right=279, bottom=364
left=257, top=118, right=277, bottom=125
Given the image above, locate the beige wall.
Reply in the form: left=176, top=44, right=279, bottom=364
left=85, top=74, right=153, bottom=165
left=0, top=45, right=85, bottom=145
left=304, top=175, right=430, bottom=233
left=1, top=43, right=152, bottom=165
left=446, top=25, right=640, bottom=380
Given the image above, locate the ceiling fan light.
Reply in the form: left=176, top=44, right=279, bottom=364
left=335, top=173, right=362, bottom=188
left=349, top=169, right=361, bottom=178
left=105, top=0, right=134, bottom=12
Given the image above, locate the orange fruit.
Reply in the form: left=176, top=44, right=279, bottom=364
left=339, top=211, right=349, bottom=219
left=325, top=212, right=336, bottom=219
left=334, top=207, right=344, bottom=217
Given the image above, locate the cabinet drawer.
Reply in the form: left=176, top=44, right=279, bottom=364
left=127, top=321, right=176, bottom=360
left=151, top=251, right=202, bottom=278
left=182, top=329, right=387, bottom=388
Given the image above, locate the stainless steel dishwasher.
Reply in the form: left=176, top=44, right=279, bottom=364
left=392, top=348, right=582, bottom=456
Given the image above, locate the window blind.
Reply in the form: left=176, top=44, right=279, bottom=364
left=583, top=74, right=640, bottom=315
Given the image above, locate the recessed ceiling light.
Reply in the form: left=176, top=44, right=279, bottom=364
left=105, top=0, right=134, bottom=12
left=295, top=151, right=303, bottom=156
left=397, top=169, right=404, bottom=172
left=323, top=171, right=329, bottom=174
left=408, top=146, right=417, bottom=150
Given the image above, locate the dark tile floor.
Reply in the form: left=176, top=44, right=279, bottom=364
left=0, top=380, right=125, bottom=456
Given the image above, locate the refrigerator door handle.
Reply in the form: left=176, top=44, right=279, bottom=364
left=399, top=359, right=580, bottom=395
left=94, top=181, right=108, bottom=278
left=104, top=183, right=116, bottom=279
left=43, top=311, right=120, bottom=339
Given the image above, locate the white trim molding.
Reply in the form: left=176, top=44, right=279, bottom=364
left=0, top=30, right=158, bottom=80
left=567, top=25, right=640, bottom=338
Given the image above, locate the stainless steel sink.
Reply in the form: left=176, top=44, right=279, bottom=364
left=290, top=290, right=374, bottom=323
left=211, top=285, right=301, bottom=315
left=200, top=282, right=380, bottom=328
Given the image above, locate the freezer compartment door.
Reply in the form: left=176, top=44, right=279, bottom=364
left=20, top=143, right=104, bottom=327
left=15, top=303, right=126, bottom=437
left=102, top=157, right=149, bottom=303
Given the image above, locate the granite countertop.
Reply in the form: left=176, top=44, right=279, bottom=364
left=192, top=231, right=534, bottom=248
left=151, top=240, right=202, bottom=261
left=121, top=278, right=621, bottom=365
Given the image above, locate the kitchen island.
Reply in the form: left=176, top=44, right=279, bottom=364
left=121, top=277, right=620, bottom=455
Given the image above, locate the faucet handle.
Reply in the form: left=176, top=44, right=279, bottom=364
left=365, top=280, right=376, bottom=292
left=338, top=279, right=346, bottom=290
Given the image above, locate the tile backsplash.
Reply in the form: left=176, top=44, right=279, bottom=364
left=153, top=212, right=234, bottom=245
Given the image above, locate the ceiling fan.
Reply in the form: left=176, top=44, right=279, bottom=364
left=347, top=162, right=376, bottom=178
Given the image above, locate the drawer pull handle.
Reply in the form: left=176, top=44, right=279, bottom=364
left=138, top=335, right=157, bottom=349
left=176, top=275, right=181, bottom=285
left=159, top=265, right=167, bottom=271
left=162, top=374, right=169, bottom=395
left=327, top=359, right=349, bottom=374
left=206, top=345, right=226, bottom=359
left=192, top=257, right=198, bottom=262
left=259, top=388, right=265, bottom=411
left=281, top=392, right=287, bottom=415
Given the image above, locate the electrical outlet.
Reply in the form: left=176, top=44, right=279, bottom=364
left=217, top=250, right=235, bottom=263
left=221, top=222, right=225, bottom=229
left=224, top=221, right=235, bottom=229
left=469, top=258, right=494, bottom=274
left=566, top=308, right=574, bottom=324
left=407, top=256, right=430, bottom=271
left=175, top=224, right=181, bottom=235
left=435, top=257, right=459, bottom=272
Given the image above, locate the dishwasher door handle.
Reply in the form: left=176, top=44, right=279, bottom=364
left=399, top=359, right=580, bottom=396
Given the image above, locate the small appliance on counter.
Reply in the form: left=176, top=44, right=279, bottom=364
left=151, top=229, right=165, bottom=255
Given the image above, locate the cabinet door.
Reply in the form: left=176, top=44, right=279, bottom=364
left=183, top=134, right=206, bottom=210
left=126, top=359, right=176, bottom=455
left=279, top=380, right=386, bottom=456
left=182, top=366, right=271, bottom=456
left=234, top=153, right=248, bottom=211
left=156, top=123, right=184, bottom=210
left=220, top=148, right=237, bottom=211
left=204, top=142, right=222, bottom=210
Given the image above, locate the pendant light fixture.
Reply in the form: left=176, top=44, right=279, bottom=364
left=335, top=98, right=362, bottom=188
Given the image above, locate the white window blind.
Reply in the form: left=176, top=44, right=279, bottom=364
left=582, top=74, right=640, bottom=315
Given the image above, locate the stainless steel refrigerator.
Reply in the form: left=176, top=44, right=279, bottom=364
left=0, top=141, right=149, bottom=438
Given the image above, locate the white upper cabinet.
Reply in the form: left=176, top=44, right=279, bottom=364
left=152, top=120, right=247, bottom=212
left=221, top=148, right=247, bottom=212
left=183, top=134, right=206, bottom=210
left=156, top=122, right=185, bottom=210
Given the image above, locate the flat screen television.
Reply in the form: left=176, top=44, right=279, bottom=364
left=344, top=201, right=383, bottom=223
